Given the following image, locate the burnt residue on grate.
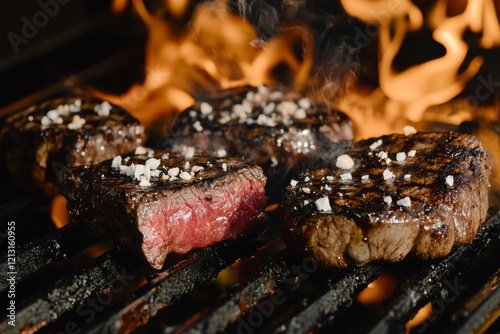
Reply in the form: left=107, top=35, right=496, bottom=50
left=0, top=247, right=145, bottom=333
left=0, top=222, right=97, bottom=292
left=74, top=237, right=267, bottom=334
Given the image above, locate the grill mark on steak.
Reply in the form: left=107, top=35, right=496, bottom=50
left=280, top=131, right=489, bottom=268
left=165, top=86, right=353, bottom=201
left=0, top=97, right=145, bottom=196
left=60, top=147, right=268, bottom=269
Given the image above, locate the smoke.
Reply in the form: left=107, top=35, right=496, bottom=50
left=227, top=0, right=363, bottom=99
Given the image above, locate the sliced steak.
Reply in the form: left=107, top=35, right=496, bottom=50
left=280, top=131, right=489, bottom=268
left=0, top=97, right=146, bottom=196
left=166, top=86, right=353, bottom=201
left=60, top=146, right=268, bottom=269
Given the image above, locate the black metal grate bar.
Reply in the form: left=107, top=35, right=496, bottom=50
left=83, top=237, right=266, bottom=334
left=273, top=263, right=384, bottom=334
left=0, top=247, right=145, bottom=333
left=0, top=222, right=96, bottom=292
left=175, top=250, right=296, bottom=334
left=367, top=212, right=500, bottom=334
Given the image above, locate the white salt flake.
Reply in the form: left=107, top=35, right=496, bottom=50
left=200, top=102, right=213, bottom=115
left=111, top=156, right=122, bottom=168
left=377, top=151, right=388, bottom=160
left=135, top=146, right=147, bottom=155
left=403, top=125, right=417, bottom=135
left=397, top=197, right=411, bottom=207
left=336, top=154, right=355, bottom=170
left=340, top=172, right=352, bottom=180
left=404, top=174, right=411, bottom=179
left=301, top=187, right=311, bottom=194
left=361, top=175, right=369, bottom=180
left=139, top=178, right=151, bottom=187
left=290, top=179, right=298, bottom=186
left=369, top=139, right=383, bottom=150
left=386, top=158, right=392, bottom=164
left=150, top=170, right=160, bottom=177
left=222, top=163, right=227, bottom=172
left=383, top=169, right=395, bottom=180
left=145, top=158, right=161, bottom=170
left=326, top=176, right=334, bottom=181
left=134, top=164, right=145, bottom=180
left=293, top=108, right=307, bottom=120
left=168, top=167, right=180, bottom=177
left=396, top=152, right=406, bottom=162
left=216, top=149, right=227, bottom=158
left=47, top=109, right=59, bottom=121
left=41, top=116, right=51, bottom=126
left=383, top=196, right=392, bottom=205
left=191, top=165, right=204, bottom=173
left=298, top=98, right=311, bottom=109
left=446, top=175, right=454, bottom=187
left=125, top=164, right=135, bottom=177
left=315, top=196, right=332, bottom=212
left=407, top=150, right=416, bottom=157
left=193, top=121, right=203, bottom=132
left=180, top=171, right=192, bottom=180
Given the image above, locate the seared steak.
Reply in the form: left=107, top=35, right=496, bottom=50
left=280, top=131, right=489, bottom=268
left=60, top=146, right=268, bottom=269
left=166, top=86, right=353, bottom=201
left=0, top=97, right=145, bottom=195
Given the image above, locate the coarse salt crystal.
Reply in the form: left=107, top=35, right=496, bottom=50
left=145, top=158, right=161, bottom=170
left=134, top=164, right=145, bottom=180
left=324, top=184, right=332, bottom=191
left=222, top=163, right=227, bottom=172
left=139, top=178, right=151, bottom=187
left=298, top=98, right=311, bottom=109
left=340, top=172, right=352, bottom=180
left=383, top=196, right=392, bottom=205
left=293, top=108, right=307, bottom=120
left=135, top=146, right=147, bottom=155
left=403, top=125, right=417, bottom=135
left=47, top=109, right=59, bottom=120
left=290, top=179, right=298, bottom=186
left=179, top=171, right=192, bottom=180
left=193, top=121, right=203, bottom=132
left=41, top=116, right=51, bottom=126
left=303, top=200, right=310, bottom=205
left=200, top=102, right=213, bottom=115
left=168, top=167, right=180, bottom=177
left=386, top=158, right=392, bottom=164
left=404, top=174, right=411, bottom=179
left=383, top=169, right=395, bottom=180
left=361, top=175, right=369, bottom=180
left=182, top=146, right=195, bottom=160
left=377, top=151, right=388, bottom=159
left=111, top=156, right=122, bottom=168
left=396, top=152, right=406, bottom=162
left=304, top=176, right=311, bottom=182
left=446, top=175, right=454, bottom=187
left=397, top=197, right=411, bottom=207
left=191, top=165, right=204, bottom=173
left=369, top=139, right=383, bottom=150
left=302, top=187, right=311, bottom=194
left=119, top=165, right=128, bottom=174
left=326, top=176, right=334, bottom=181
left=407, top=150, right=416, bottom=157
left=126, top=164, right=135, bottom=177
left=336, top=154, right=355, bottom=169
left=216, top=149, right=227, bottom=158
left=315, top=196, right=331, bottom=212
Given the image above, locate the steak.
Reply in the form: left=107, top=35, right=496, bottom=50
left=0, top=97, right=146, bottom=196
left=166, top=85, right=353, bottom=201
left=60, top=146, right=268, bottom=269
left=280, top=131, right=489, bottom=268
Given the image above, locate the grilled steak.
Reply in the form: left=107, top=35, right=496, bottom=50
left=280, top=131, right=489, bottom=268
left=60, top=146, right=268, bottom=269
left=166, top=86, right=353, bottom=201
left=0, top=97, right=145, bottom=196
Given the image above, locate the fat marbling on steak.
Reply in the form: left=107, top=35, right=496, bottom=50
left=166, top=85, right=353, bottom=201
left=60, top=146, right=268, bottom=269
left=280, top=131, right=489, bottom=268
left=0, top=97, right=145, bottom=196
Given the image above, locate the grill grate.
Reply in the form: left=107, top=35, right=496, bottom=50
left=1, top=198, right=500, bottom=334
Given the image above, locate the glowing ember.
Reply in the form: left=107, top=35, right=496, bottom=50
left=50, top=195, right=70, bottom=228
left=405, top=302, right=433, bottom=332
left=357, top=273, right=398, bottom=305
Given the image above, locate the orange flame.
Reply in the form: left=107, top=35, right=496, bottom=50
left=51, top=194, right=70, bottom=228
